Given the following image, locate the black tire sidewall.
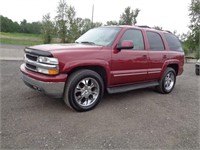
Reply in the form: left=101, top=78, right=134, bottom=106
left=161, top=68, right=176, bottom=93
left=195, top=69, right=200, bottom=75
left=65, top=70, right=104, bottom=111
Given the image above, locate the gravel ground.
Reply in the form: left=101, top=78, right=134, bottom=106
left=0, top=60, right=199, bottom=149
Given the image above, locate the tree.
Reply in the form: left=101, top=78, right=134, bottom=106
left=55, top=0, right=79, bottom=43
left=0, top=15, right=20, bottom=32
left=119, top=7, right=140, bottom=25
left=189, top=0, right=200, bottom=58
left=152, top=26, right=163, bottom=30
left=106, top=20, right=119, bottom=26
left=55, top=0, right=69, bottom=43
left=28, top=22, right=42, bottom=34
left=66, top=6, right=78, bottom=43
left=182, top=0, right=200, bottom=58
left=42, top=13, right=54, bottom=44
left=20, top=19, right=29, bottom=33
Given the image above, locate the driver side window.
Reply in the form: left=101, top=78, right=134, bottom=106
left=120, top=29, right=144, bottom=50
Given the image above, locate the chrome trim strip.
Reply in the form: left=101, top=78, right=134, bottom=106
left=148, top=71, right=161, bottom=74
left=114, top=72, right=147, bottom=77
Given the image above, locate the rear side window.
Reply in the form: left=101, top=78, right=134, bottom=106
left=147, top=31, right=165, bottom=50
left=164, top=33, right=183, bottom=51
left=120, top=29, right=144, bottom=50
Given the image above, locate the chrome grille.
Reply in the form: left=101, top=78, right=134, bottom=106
left=26, top=53, right=38, bottom=61
left=24, top=51, right=58, bottom=74
left=24, top=53, right=38, bottom=72
left=26, top=63, right=37, bottom=71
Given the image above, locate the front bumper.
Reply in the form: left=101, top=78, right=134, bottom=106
left=20, top=64, right=67, bottom=98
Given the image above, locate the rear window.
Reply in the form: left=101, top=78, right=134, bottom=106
left=147, top=31, right=165, bottom=50
left=164, top=33, right=183, bottom=51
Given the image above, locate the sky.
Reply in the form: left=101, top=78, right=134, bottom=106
left=0, top=0, right=191, bottom=34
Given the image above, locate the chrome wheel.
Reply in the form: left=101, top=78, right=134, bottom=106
left=74, top=77, right=100, bottom=107
left=164, top=72, right=175, bottom=91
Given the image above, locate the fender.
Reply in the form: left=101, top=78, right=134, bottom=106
left=62, top=59, right=112, bottom=85
left=160, top=59, right=180, bottom=78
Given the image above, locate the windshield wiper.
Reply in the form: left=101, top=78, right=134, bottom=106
left=79, top=41, right=96, bottom=45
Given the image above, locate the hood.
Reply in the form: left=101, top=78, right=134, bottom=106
left=28, top=43, right=103, bottom=52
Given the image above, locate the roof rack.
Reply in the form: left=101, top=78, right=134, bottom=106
left=137, top=25, right=151, bottom=28
left=136, top=25, right=173, bottom=33
left=164, top=30, right=172, bottom=33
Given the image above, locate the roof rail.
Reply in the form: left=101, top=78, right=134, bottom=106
left=137, top=25, right=151, bottom=28
left=164, top=30, right=172, bottom=33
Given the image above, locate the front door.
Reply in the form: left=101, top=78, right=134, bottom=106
left=110, top=29, right=148, bottom=86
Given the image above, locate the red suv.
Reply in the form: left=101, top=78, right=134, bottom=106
left=20, top=26, right=184, bottom=111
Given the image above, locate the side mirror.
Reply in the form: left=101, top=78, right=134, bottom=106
left=116, top=40, right=134, bottom=50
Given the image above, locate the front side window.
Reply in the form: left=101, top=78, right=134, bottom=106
left=119, top=29, right=144, bottom=50
left=164, top=33, right=183, bottom=51
left=147, top=31, right=165, bottom=50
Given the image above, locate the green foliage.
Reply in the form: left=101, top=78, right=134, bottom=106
left=119, top=7, right=140, bottom=25
left=180, top=0, right=200, bottom=58
left=1, top=3, right=143, bottom=45
left=152, top=26, right=163, bottom=30
left=0, top=15, right=42, bottom=34
left=0, top=15, right=20, bottom=32
left=42, top=13, right=55, bottom=44
left=55, top=0, right=102, bottom=43
left=188, top=0, right=200, bottom=57
left=55, top=0, right=70, bottom=43
left=66, top=6, right=78, bottom=43
left=106, top=21, right=119, bottom=26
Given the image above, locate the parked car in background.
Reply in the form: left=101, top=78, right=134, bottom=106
left=195, top=59, right=200, bottom=75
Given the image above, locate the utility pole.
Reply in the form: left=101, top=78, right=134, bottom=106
left=91, top=4, right=94, bottom=28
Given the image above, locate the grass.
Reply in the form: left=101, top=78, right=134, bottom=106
left=0, top=32, right=60, bottom=46
left=0, top=32, right=43, bottom=46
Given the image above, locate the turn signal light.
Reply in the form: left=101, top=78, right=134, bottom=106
left=48, top=69, right=59, bottom=75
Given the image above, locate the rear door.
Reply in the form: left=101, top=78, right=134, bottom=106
left=146, top=31, right=167, bottom=80
left=110, top=29, right=148, bottom=85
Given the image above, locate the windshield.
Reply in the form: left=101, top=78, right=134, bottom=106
left=76, top=27, right=121, bottom=46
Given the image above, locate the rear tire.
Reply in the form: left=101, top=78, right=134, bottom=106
left=63, top=69, right=104, bottom=112
left=156, top=67, right=176, bottom=94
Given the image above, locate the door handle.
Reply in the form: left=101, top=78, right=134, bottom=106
left=143, top=55, right=147, bottom=59
left=163, top=55, right=167, bottom=59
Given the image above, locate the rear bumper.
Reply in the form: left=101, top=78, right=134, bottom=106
left=20, top=64, right=67, bottom=98
left=195, top=63, right=200, bottom=69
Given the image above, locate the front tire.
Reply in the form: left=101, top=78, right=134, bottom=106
left=157, top=67, right=176, bottom=94
left=64, top=69, right=104, bottom=112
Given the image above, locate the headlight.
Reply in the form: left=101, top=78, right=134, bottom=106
left=38, top=56, right=59, bottom=65
left=37, top=56, right=59, bottom=75
left=197, top=59, right=200, bottom=63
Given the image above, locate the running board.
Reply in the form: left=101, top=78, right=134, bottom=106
left=107, top=81, right=159, bottom=94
